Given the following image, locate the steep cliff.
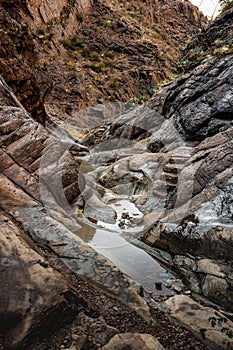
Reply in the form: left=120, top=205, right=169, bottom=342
left=0, top=0, right=207, bottom=123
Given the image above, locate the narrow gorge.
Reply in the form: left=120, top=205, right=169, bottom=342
left=0, top=1, right=233, bottom=350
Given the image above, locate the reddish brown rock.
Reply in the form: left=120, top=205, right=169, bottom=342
left=0, top=0, right=207, bottom=124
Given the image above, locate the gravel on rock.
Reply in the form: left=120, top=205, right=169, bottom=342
left=29, top=246, right=207, bottom=350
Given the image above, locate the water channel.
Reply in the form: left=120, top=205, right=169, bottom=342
left=75, top=197, right=175, bottom=296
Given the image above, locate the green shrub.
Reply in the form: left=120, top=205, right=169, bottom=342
left=86, top=63, right=105, bottom=73
left=110, top=77, right=119, bottom=90
left=106, top=50, right=115, bottom=59
left=175, top=59, right=189, bottom=73
left=103, top=60, right=114, bottom=67
left=153, top=75, right=174, bottom=94
left=128, top=96, right=144, bottom=106
left=63, top=37, right=84, bottom=51
left=128, top=69, right=137, bottom=78
left=102, top=19, right=111, bottom=27
left=76, top=13, right=83, bottom=22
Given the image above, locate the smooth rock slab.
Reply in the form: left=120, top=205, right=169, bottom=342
left=0, top=213, right=82, bottom=350
left=162, top=295, right=233, bottom=349
left=197, top=259, right=226, bottom=278
left=101, top=333, right=164, bottom=350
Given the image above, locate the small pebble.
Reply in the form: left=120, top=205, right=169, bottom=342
left=184, top=290, right=191, bottom=295
left=118, top=220, right=125, bottom=228
left=121, top=212, right=129, bottom=219
left=155, top=281, right=162, bottom=290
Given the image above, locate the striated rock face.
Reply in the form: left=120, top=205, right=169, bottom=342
left=0, top=0, right=207, bottom=124
left=0, top=5, right=46, bottom=124
left=0, top=86, right=84, bottom=207
left=141, top=53, right=233, bottom=262
left=25, top=0, right=93, bottom=24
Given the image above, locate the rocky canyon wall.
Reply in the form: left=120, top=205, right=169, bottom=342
left=0, top=0, right=207, bottom=124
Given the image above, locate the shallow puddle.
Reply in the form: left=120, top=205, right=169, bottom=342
left=75, top=198, right=175, bottom=295
left=98, top=198, right=144, bottom=233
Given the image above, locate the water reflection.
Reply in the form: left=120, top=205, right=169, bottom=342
left=75, top=197, right=174, bottom=294
left=75, top=221, right=174, bottom=294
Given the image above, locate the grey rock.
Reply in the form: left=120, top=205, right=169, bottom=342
left=173, top=255, right=197, bottom=271
left=0, top=213, right=82, bottom=350
left=162, top=295, right=233, bottom=349
left=101, top=333, right=164, bottom=350
left=201, top=275, right=229, bottom=304
left=197, top=259, right=226, bottom=278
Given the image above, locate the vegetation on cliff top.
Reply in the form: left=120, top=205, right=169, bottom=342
left=0, top=0, right=207, bottom=122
